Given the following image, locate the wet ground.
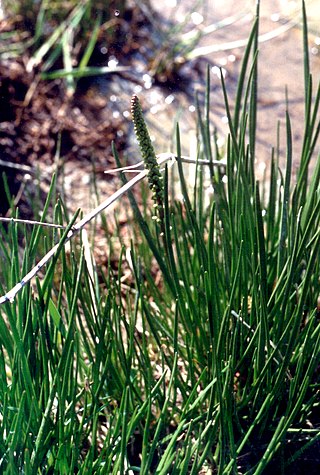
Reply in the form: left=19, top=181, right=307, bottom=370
left=0, top=0, right=319, bottom=223
left=132, top=0, right=320, bottom=176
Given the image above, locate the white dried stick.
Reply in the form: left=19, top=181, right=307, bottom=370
left=0, top=153, right=226, bottom=305
left=0, top=154, right=174, bottom=304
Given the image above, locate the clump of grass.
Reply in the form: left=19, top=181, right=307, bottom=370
left=0, top=1, right=320, bottom=473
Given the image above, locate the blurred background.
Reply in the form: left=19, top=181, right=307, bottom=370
left=0, top=0, right=319, bottom=216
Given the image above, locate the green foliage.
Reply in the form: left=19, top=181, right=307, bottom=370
left=0, top=1, right=320, bottom=473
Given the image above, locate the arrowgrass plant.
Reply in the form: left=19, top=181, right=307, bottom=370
left=0, top=1, right=320, bottom=473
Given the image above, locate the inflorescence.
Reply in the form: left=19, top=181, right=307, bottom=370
left=131, top=94, right=164, bottom=224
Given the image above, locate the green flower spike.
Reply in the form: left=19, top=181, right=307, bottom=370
left=131, top=94, right=164, bottom=225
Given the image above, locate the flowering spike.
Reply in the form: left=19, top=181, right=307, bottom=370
left=131, top=95, right=164, bottom=223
